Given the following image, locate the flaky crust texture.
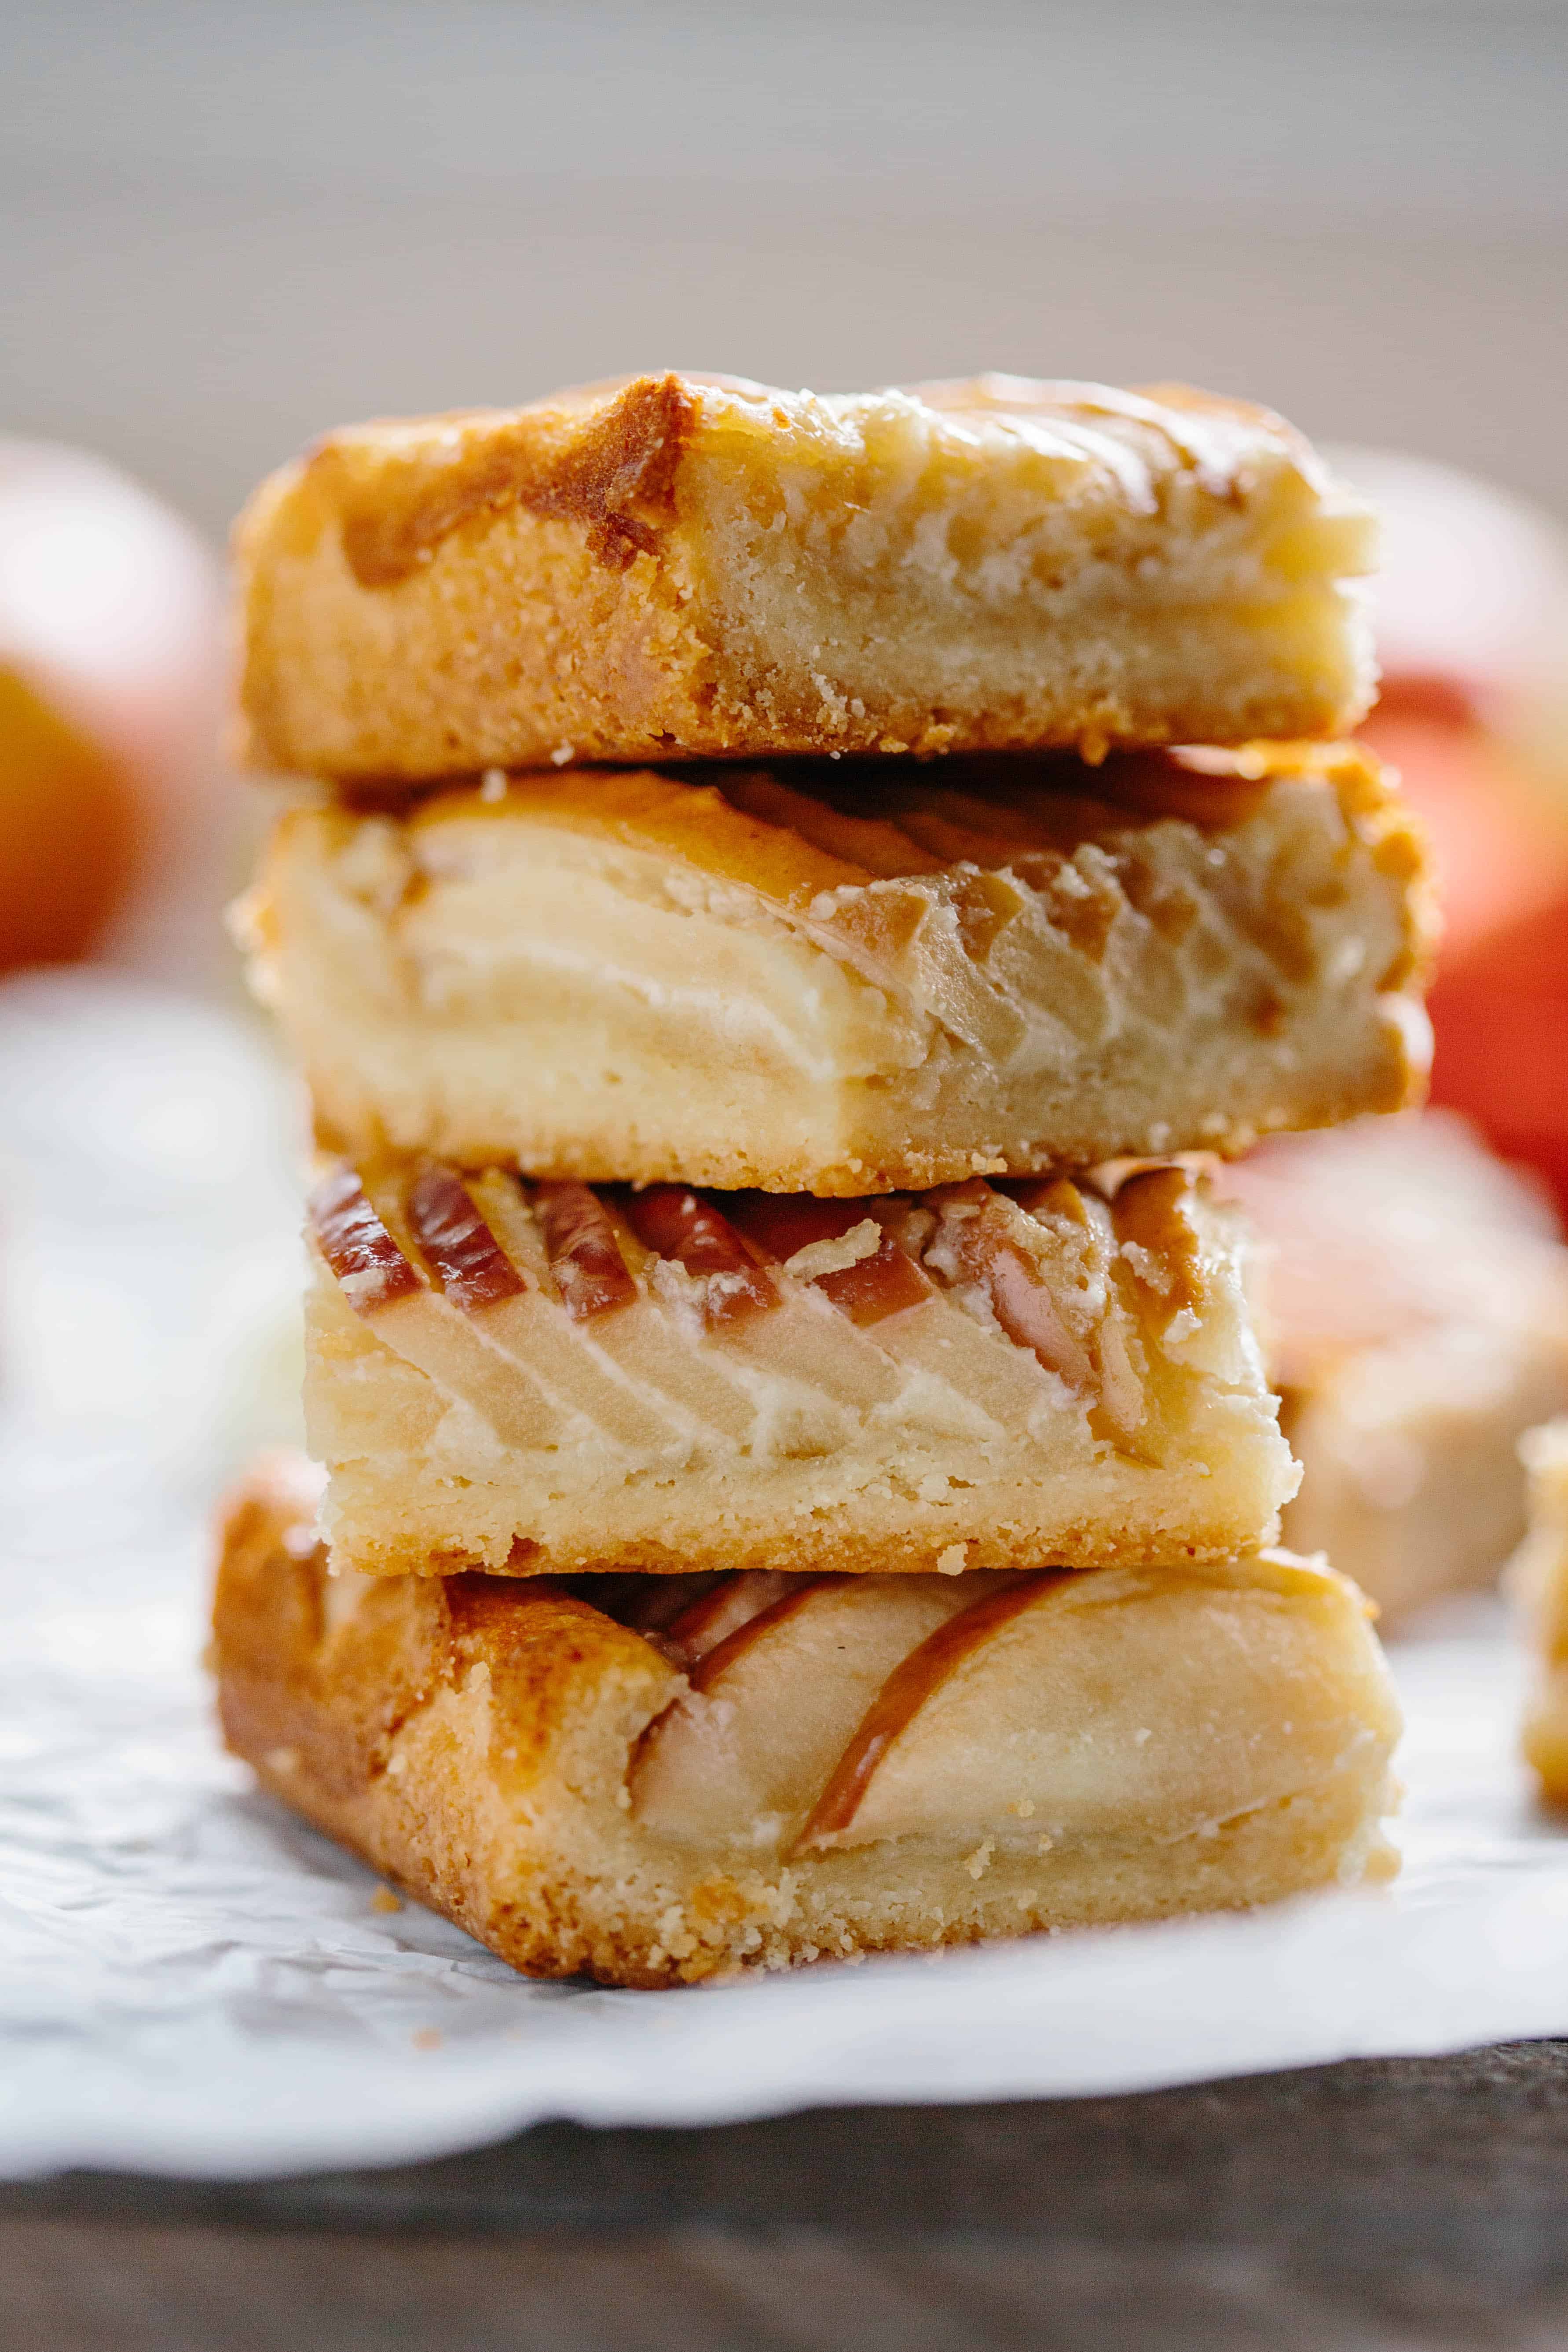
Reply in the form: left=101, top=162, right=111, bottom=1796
left=239, top=742, right=1434, bottom=1195
left=233, top=372, right=1377, bottom=779
left=213, top=1456, right=1399, bottom=1989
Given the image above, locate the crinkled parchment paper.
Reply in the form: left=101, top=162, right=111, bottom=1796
left=4, top=971, right=1568, bottom=2182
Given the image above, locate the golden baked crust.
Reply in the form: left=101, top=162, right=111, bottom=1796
left=236, top=742, right=1433, bottom=1195
left=300, top=1156, right=1297, bottom=1579
left=1517, top=1420, right=1568, bottom=1801
left=1222, top=1113, right=1568, bottom=1623
left=212, top=1454, right=1401, bottom=1987
left=233, top=373, right=1377, bottom=779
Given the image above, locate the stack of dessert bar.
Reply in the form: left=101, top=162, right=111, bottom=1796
left=215, top=373, right=1430, bottom=1986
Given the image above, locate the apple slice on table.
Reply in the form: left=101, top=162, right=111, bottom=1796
left=801, top=1556, right=1398, bottom=1852
left=631, top=1574, right=1010, bottom=1849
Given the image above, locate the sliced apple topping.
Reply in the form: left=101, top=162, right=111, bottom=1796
left=583, top=1570, right=804, bottom=1665
left=623, top=1186, right=900, bottom=1414
left=532, top=1180, right=638, bottom=1319
left=620, top=1185, right=778, bottom=1327
left=799, top=1561, right=1388, bottom=1853
left=406, top=1162, right=526, bottom=1309
left=404, top=1172, right=681, bottom=1451
left=796, top=1574, right=1066, bottom=1848
left=309, top=1166, right=421, bottom=1313
left=476, top=1172, right=759, bottom=1446
left=659, top=1570, right=802, bottom=1666
left=311, top=1170, right=566, bottom=1451
left=314, top=1158, right=1216, bottom=1469
left=725, top=1193, right=932, bottom=1326
left=631, top=1574, right=1001, bottom=1850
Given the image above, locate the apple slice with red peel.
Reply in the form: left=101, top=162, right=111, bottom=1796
left=798, top=1575, right=1066, bottom=1847
left=401, top=1164, right=678, bottom=1451
left=800, top=1557, right=1398, bottom=1852
left=310, top=1171, right=565, bottom=1450
left=624, top=1185, right=901, bottom=1413
left=726, top=1193, right=932, bottom=1326
left=631, top=1574, right=1008, bottom=1850
left=472, top=1172, right=758, bottom=1444
left=407, top=1161, right=526, bottom=1309
left=532, top=1180, right=639, bottom=1319
left=621, top=1186, right=778, bottom=1326
left=597, top=1571, right=800, bottom=1665
left=310, top=1166, right=421, bottom=1313
left=659, top=1571, right=801, bottom=1666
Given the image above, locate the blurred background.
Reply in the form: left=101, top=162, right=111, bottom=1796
left=7, top=0, right=1568, bottom=530
left=3, top=0, right=1568, bottom=1606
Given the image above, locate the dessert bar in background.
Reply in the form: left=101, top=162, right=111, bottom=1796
left=1223, top=1112, right=1568, bottom=1622
left=1516, top=1420, right=1568, bottom=1801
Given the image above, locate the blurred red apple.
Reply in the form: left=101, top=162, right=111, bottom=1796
left=1334, top=448, right=1568, bottom=1211
left=0, top=442, right=224, bottom=979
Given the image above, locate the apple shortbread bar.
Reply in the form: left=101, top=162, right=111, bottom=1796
left=238, top=742, right=1432, bottom=1197
left=214, top=1454, right=1400, bottom=1987
left=234, top=372, right=1377, bottom=780
left=304, top=1154, right=1296, bottom=1579
left=1517, top=1421, right=1568, bottom=1801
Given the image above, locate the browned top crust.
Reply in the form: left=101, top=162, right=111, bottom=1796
left=234, top=371, right=1377, bottom=779
left=279, top=373, right=1310, bottom=593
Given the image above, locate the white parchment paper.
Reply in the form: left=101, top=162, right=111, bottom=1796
left=4, top=971, right=1568, bottom=2184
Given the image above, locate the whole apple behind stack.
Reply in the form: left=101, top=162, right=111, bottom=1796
left=0, top=442, right=227, bottom=985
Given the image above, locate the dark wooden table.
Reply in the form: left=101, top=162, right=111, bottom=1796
left=8, top=2042, right=1568, bottom=2349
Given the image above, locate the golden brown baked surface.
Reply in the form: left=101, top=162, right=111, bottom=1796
left=212, top=1454, right=1401, bottom=1987
left=1517, top=1419, right=1568, bottom=1801
left=1222, top=1112, right=1568, bottom=1623
left=301, top=1155, right=1296, bottom=1579
left=235, top=742, right=1433, bottom=1195
left=233, top=373, right=1377, bottom=779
